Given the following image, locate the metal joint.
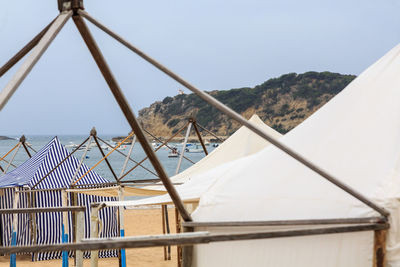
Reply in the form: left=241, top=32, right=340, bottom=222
left=19, top=135, right=26, bottom=143
left=72, top=0, right=84, bottom=13
left=58, top=0, right=72, bottom=12
left=90, top=127, right=97, bottom=136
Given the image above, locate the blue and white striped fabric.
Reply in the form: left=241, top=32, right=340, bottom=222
left=0, top=137, right=118, bottom=260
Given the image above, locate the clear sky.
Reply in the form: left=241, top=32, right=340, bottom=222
left=1, top=0, right=400, bottom=135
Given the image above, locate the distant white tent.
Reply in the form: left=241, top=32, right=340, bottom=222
left=76, top=114, right=282, bottom=198
left=187, top=45, right=400, bottom=266
left=165, top=114, right=282, bottom=185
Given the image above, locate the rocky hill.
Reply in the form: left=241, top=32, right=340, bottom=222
left=137, top=71, right=355, bottom=137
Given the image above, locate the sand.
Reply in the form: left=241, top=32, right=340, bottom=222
left=0, top=208, right=178, bottom=267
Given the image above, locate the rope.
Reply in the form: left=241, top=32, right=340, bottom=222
left=72, top=132, right=134, bottom=185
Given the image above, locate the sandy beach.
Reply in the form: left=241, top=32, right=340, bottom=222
left=0, top=208, right=178, bottom=267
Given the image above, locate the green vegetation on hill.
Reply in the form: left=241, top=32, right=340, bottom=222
left=138, top=71, right=356, bottom=137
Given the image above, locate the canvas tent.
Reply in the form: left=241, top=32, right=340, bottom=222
left=0, top=137, right=118, bottom=260
left=74, top=114, right=282, bottom=199
left=180, top=44, right=400, bottom=266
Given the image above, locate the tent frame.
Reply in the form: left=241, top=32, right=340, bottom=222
left=0, top=0, right=390, bottom=266
left=0, top=135, right=35, bottom=174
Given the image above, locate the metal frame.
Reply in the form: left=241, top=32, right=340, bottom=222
left=77, top=9, right=389, bottom=217
left=0, top=222, right=389, bottom=255
left=0, top=1, right=391, bottom=266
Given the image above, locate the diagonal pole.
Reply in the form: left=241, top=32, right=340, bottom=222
left=0, top=11, right=72, bottom=111
left=118, top=121, right=193, bottom=181
left=79, top=10, right=389, bottom=218
left=70, top=135, right=93, bottom=185
left=142, top=127, right=195, bottom=164
left=97, top=137, right=159, bottom=178
left=91, top=130, right=119, bottom=182
left=176, top=122, right=192, bottom=175
left=31, top=136, right=90, bottom=189
left=192, top=120, right=208, bottom=156
left=119, top=135, right=136, bottom=178
left=2, top=143, right=21, bottom=175
left=20, top=135, right=32, bottom=158
left=0, top=18, right=56, bottom=78
left=72, top=14, right=192, bottom=222
left=196, top=123, right=224, bottom=142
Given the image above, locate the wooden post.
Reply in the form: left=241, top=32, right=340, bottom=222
left=90, top=205, right=100, bottom=267
left=75, top=210, right=84, bottom=267
left=161, top=205, right=167, bottom=260
left=373, top=230, right=387, bottom=267
left=10, top=190, right=20, bottom=267
left=71, top=191, right=77, bottom=266
left=175, top=208, right=182, bottom=267
left=165, top=206, right=171, bottom=260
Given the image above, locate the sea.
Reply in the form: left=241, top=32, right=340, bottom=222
left=0, top=135, right=215, bottom=182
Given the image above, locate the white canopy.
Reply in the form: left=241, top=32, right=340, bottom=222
left=189, top=44, right=400, bottom=266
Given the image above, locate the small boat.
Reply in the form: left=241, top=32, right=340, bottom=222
left=168, top=148, right=179, bottom=158
left=185, top=144, right=203, bottom=153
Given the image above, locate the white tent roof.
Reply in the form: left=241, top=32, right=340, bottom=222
left=189, top=45, right=400, bottom=266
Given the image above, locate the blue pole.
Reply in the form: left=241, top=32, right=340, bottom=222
left=62, top=224, right=68, bottom=267
left=120, top=229, right=126, bottom=267
left=10, top=231, right=17, bottom=267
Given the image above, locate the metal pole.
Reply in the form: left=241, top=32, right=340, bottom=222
left=3, top=143, right=21, bottom=174
left=196, top=123, right=224, bottom=142
left=73, top=14, right=191, bottom=221
left=119, top=135, right=136, bottom=178
left=31, top=136, right=90, bottom=189
left=80, top=10, right=389, bottom=218
left=97, top=136, right=159, bottom=178
left=118, top=122, right=194, bottom=181
left=61, top=190, right=69, bottom=267
left=0, top=223, right=389, bottom=254
left=20, top=135, right=32, bottom=158
left=118, top=187, right=127, bottom=267
left=192, top=120, right=208, bottom=156
left=0, top=19, right=56, bottom=78
left=10, top=191, right=20, bottom=267
left=0, top=11, right=72, bottom=111
left=70, top=135, right=93, bottom=185
left=176, top=123, right=192, bottom=174
left=93, top=134, right=119, bottom=182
